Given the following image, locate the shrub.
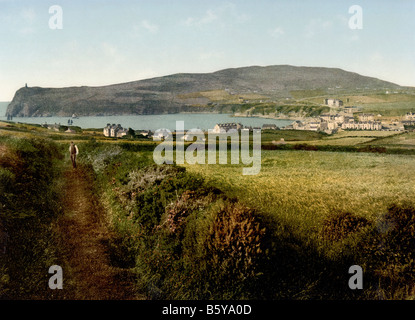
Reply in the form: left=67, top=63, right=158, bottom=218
left=350, top=203, right=415, bottom=298
left=198, top=200, right=266, bottom=298
left=134, top=193, right=268, bottom=299
left=369, top=203, right=415, bottom=279
left=321, top=211, right=371, bottom=242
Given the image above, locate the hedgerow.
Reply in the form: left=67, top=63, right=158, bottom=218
left=0, top=136, right=65, bottom=299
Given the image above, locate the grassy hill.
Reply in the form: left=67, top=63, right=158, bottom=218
left=6, top=65, right=403, bottom=117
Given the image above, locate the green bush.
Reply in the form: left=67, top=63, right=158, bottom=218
left=0, top=137, right=64, bottom=299
left=132, top=190, right=267, bottom=299
left=192, top=200, right=266, bottom=299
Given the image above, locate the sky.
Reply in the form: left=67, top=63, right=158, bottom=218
left=0, top=0, right=414, bottom=101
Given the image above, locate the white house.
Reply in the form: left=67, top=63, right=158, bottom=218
left=324, top=98, right=343, bottom=107
left=212, top=123, right=243, bottom=133
left=341, top=121, right=382, bottom=130
left=152, top=129, right=171, bottom=141
left=104, top=123, right=128, bottom=138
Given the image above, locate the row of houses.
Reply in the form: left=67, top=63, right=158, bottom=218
left=211, top=123, right=280, bottom=133
left=341, top=121, right=382, bottom=130
left=288, top=112, right=383, bottom=133
left=41, top=122, right=77, bottom=133
left=152, top=122, right=280, bottom=140
left=212, top=123, right=243, bottom=133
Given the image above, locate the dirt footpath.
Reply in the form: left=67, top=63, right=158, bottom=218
left=55, top=167, right=142, bottom=300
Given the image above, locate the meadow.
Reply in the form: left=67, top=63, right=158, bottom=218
left=183, top=150, right=415, bottom=243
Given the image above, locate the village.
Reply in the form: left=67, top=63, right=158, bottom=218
left=281, top=98, right=415, bottom=134
left=37, top=97, right=415, bottom=139
left=105, top=98, right=415, bottom=138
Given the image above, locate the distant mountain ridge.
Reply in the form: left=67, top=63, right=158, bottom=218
left=6, top=65, right=401, bottom=117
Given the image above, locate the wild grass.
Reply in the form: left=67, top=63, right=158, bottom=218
left=183, top=150, right=415, bottom=246
left=362, top=131, right=415, bottom=148
left=325, top=131, right=400, bottom=138
left=0, top=136, right=65, bottom=299
left=261, top=129, right=327, bottom=142
left=287, top=137, right=375, bottom=146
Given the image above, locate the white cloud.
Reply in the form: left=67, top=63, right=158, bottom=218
left=269, top=27, right=285, bottom=39
left=304, top=19, right=332, bottom=38
left=21, top=7, right=36, bottom=23
left=182, top=3, right=249, bottom=27
left=141, top=20, right=159, bottom=34
left=131, top=20, right=159, bottom=37
left=182, top=9, right=218, bottom=27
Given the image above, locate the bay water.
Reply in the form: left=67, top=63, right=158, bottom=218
left=0, top=102, right=292, bottom=131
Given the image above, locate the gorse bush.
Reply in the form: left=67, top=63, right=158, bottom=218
left=197, top=200, right=266, bottom=298
left=126, top=165, right=186, bottom=193
left=134, top=189, right=267, bottom=299
left=321, top=211, right=371, bottom=242
left=114, top=165, right=194, bottom=231
left=363, top=203, right=415, bottom=286
left=205, top=201, right=265, bottom=280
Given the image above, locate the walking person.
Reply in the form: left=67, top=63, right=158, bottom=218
left=69, top=141, right=79, bottom=168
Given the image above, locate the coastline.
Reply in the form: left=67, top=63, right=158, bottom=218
left=231, top=112, right=299, bottom=121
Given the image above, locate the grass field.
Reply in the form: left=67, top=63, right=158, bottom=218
left=324, top=130, right=400, bottom=138
left=183, top=150, right=415, bottom=246
left=362, top=131, right=415, bottom=148
left=286, top=137, right=375, bottom=146
left=303, top=91, right=415, bottom=116
left=260, top=129, right=415, bottom=149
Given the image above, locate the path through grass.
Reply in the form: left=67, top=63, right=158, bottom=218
left=54, top=164, right=142, bottom=300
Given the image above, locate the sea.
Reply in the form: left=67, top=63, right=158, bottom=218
left=0, top=102, right=293, bottom=131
